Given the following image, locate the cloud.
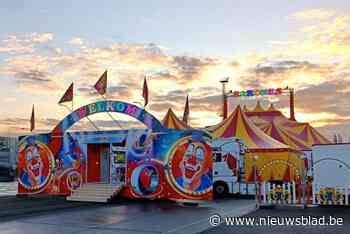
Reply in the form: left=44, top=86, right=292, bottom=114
left=237, top=60, right=336, bottom=89
left=149, top=102, right=178, bottom=113
left=228, top=61, right=240, bottom=68
left=14, top=70, right=51, bottom=82
left=253, top=60, right=328, bottom=76
left=295, top=80, right=350, bottom=116
left=2, top=24, right=350, bottom=138
left=267, top=41, right=297, bottom=46
left=280, top=11, right=350, bottom=59
left=68, top=37, right=84, bottom=45
left=169, top=56, right=217, bottom=84
left=149, top=88, right=222, bottom=123
left=78, top=85, right=131, bottom=100
left=0, top=117, right=59, bottom=136
left=31, top=33, right=54, bottom=43
left=1, top=55, right=59, bottom=93
left=289, top=8, right=336, bottom=21
left=0, top=32, right=54, bottom=54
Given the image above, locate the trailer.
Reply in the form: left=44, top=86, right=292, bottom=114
left=0, top=137, right=17, bottom=181
left=16, top=100, right=217, bottom=203
left=312, top=143, right=350, bottom=187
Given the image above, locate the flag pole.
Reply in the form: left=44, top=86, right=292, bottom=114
left=93, top=69, right=124, bottom=130
left=58, top=82, right=100, bottom=131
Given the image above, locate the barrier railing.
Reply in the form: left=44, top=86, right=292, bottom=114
left=258, top=182, right=350, bottom=206
left=312, top=184, right=349, bottom=205
left=259, top=182, right=296, bottom=204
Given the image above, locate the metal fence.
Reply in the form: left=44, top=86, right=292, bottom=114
left=258, top=182, right=350, bottom=206
left=312, top=184, right=349, bottom=205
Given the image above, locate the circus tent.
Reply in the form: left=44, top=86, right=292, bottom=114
left=207, top=105, right=304, bottom=182
left=161, top=108, right=190, bottom=129
left=259, top=121, right=310, bottom=150
left=208, top=106, right=289, bottom=150
left=244, top=101, right=331, bottom=151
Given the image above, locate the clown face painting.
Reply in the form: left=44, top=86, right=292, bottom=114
left=168, top=136, right=213, bottom=196
left=179, top=142, right=209, bottom=190
left=23, top=144, right=45, bottom=187
left=18, top=138, right=54, bottom=192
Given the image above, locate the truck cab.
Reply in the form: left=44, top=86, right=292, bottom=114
left=212, top=138, right=245, bottom=196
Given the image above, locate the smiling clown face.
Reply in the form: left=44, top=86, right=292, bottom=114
left=179, top=142, right=207, bottom=186
left=25, top=144, right=43, bottom=186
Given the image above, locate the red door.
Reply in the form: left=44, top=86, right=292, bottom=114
left=87, top=144, right=101, bottom=182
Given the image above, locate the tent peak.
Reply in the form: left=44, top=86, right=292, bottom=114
left=252, top=101, right=265, bottom=112
left=268, top=103, right=278, bottom=112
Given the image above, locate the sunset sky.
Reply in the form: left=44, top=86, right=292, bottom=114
left=1, top=0, right=350, bottom=140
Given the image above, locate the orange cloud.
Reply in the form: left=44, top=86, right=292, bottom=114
left=289, top=8, right=336, bottom=21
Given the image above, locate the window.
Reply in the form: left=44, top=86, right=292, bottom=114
left=212, top=152, right=222, bottom=162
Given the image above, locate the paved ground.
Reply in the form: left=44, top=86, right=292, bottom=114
left=0, top=198, right=256, bottom=234
left=0, top=181, right=16, bottom=196
left=201, top=206, right=350, bottom=234
left=0, top=196, right=103, bottom=222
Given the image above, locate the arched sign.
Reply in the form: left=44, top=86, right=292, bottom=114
left=53, top=100, right=164, bottom=134
left=50, top=100, right=165, bottom=155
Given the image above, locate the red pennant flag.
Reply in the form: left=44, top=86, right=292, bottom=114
left=142, top=77, right=148, bottom=107
left=182, top=95, right=190, bottom=124
left=58, top=83, right=74, bottom=104
left=30, top=105, right=35, bottom=132
left=94, top=70, right=107, bottom=95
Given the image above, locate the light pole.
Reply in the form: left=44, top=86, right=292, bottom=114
left=219, top=77, right=229, bottom=120
left=253, top=155, right=259, bottom=207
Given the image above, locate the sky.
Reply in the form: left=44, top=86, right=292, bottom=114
left=1, top=0, right=350, bottom=140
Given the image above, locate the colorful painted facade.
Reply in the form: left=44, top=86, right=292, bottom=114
left=17, top=100, right=213, bottom=201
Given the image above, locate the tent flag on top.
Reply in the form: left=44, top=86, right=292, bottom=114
left=58, top=83, right=74, bottom=104
left=182, top=95, right=190, bottom=124
left=94, top=70, right=107, bottom=95
left=30, top=104, right=35, bottom=132
left=142, top=77, right=149, bottom=107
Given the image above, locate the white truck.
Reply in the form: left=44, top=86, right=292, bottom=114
left=212, top=137, right=250, bottom=196
left=312, top=143, right=350, bottom=187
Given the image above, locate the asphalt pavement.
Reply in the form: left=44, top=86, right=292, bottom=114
left=0, top=198, right=256, bottom=234
left=0, top=181, right=16, bottom=196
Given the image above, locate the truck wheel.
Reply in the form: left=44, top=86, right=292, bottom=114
left=214, top=182, right=228, bottom=197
